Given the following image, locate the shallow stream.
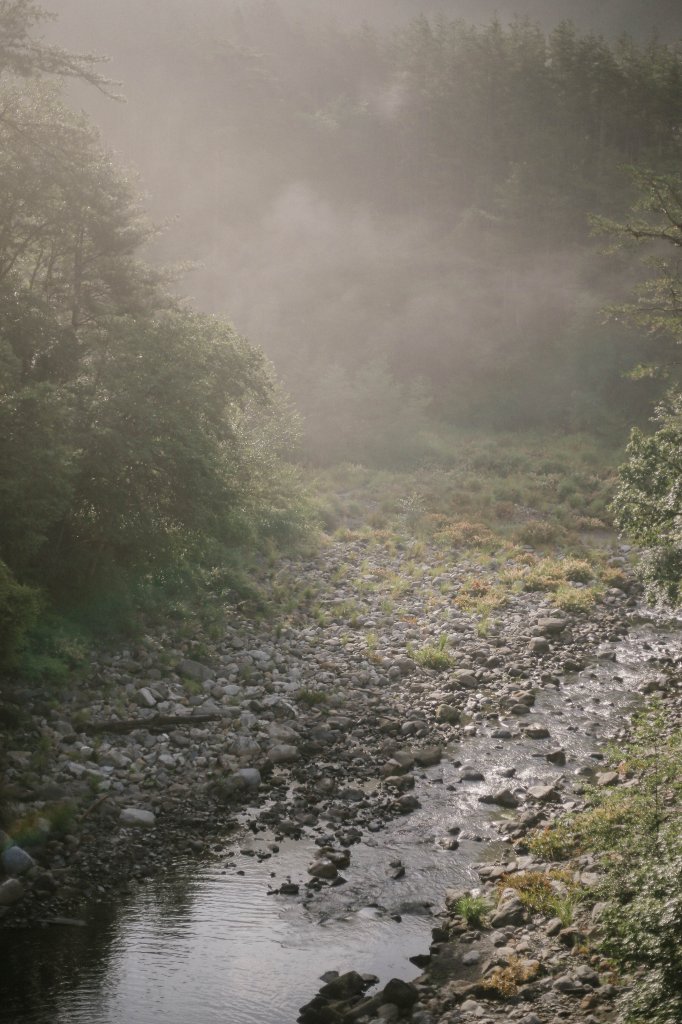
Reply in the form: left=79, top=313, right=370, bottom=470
left=0, top=618, right=675, bottom=1024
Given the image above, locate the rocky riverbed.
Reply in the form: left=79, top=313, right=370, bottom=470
left=2, top=523, right=679, bottom=1023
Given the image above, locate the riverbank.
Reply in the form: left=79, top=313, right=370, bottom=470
left=4, top=442, right=673, bottom=1023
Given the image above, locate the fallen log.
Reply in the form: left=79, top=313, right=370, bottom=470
left=83, top=712, right=225, bottom=734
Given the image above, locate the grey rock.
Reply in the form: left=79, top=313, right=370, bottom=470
left=527, top=784, right=560, bottom=803
left=1, top=845, right=35, bottom=876
left=136, top=687, right=157, bottom=708
left=414, top=746, right=442, bottom=767
left=381, top=978, right=418, bottom=1009
left=482, top=788, right=520, bottom=809
left=308, top=859, right=338, bottom=880
left=267, top=744, right=300, bottom=764
left=177, top=658, right=214, bottom=682
left=523, top=725, right=550, bottom=739
left=237, top=768, right=261, bottom=789
left=537, top=618, right=568, bottom=635
left=0, top=878, right=24, bottom=906
left=491, top=889, right=527, bottom=928
left=120, top=808, right=156, bottom=828
left=319, top=971, right=367, bottom=1000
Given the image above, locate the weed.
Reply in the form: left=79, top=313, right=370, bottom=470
left=297, top=688, right=328, bottom=707
left=482, top=956, right=541, bottom=997
left=454, top=894, right=489, bottom=927
left=409, top=634, right=456, bottom=671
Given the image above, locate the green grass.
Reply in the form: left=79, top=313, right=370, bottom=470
left=409, top=634, right=456, bottom=671
left=453, top=894, right=489, bottom=927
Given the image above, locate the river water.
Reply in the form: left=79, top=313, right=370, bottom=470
left=0, top=617, right=674, bottom=1024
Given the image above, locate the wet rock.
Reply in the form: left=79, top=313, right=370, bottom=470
left=308, top=859, right=338, bottom=880
left=596, top=771, right=619, bottom=787
left=120, top=808, right=156, bottom=828
left=381, top=978, right=418, bottom=1009
left=414, top=747, right=442, bottom=767
left=523, top=725, right=550, bottom=739
left=527, top=784, right=560, bottom=803
left=546, top=748, right=567, bottom=765
left=319, top=970, right=368, bottom=1000
left=480, top=788, right=520, bottom=809
left=460, top=766, right=485, bottom=782
left=396, top=794, right=420, bottom=814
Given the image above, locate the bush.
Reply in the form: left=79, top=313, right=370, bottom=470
left=0, top=559, right=40, bottom=667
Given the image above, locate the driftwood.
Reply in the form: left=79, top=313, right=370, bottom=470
left=83, top=712, right=224, bottom=735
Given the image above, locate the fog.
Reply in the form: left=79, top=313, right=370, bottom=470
left=42, top=0, right=681, bottom=448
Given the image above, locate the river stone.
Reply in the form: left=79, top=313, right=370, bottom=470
left=414, top=746, right=442, bottom=767
left=0, top=878, right=24, bottom=906
left=523, top=725, right=550, bottom=739
left=596, top=771, right=619, bottom=787
left=120, top=808, right=156, bottom=828
left=136, top=687, right=157, bottom=708
left=319, top=970, right=367, bottom=999
left=460, top=767, right=485, bottom=781
left=527, top=784, right=560, bottom=803
left=178, top=658, right=214, bottom=681
left=437, top=704, right=461, bottom=724
left=237, top=768, right=261, bottom=789
left=537, top=618, right=568, bottom=635
left=381, top=979, right=418, bottom=1009
left=390, top=750, right=415, bottom=772
left=529, top=638, right=550, bottom=654
left=546, top=749, right=567, bottom=765
left=481, top=788, right=520, bottom=809
left=1, top=845, right=34, bottom=876
left=268, top=744, right=300, bottom=764
left=452, top=671, right=478, bottom=690
left=308, top=859, right=338, bottom=880
left=491, top=889, right=527, bottom=928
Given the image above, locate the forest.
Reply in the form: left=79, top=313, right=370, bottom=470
left=1, top=3, right=682, bottom=1023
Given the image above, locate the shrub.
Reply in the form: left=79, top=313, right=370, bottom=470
left=0, top=558, right=40, bottom=667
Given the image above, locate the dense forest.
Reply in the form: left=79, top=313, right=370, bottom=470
left=3, top=0, right=682, bottom=651
left=47, top=1, right=682, bottom=447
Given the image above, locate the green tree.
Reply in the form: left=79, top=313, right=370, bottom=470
left=603, top=170, right=682, bottom=601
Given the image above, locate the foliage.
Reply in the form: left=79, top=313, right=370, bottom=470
left=408, top=634, right=455, bottom=671
left=453, top=893, right=489, bottom=928
left=530, top=708, right=682, bottom=1024
left=0, top=2, right=308, bottom=651
left=481, top=955, right=540, bottom=998
left=614, top=393, right=682, bottom=603
left=0, top=557, right=40, bottom=666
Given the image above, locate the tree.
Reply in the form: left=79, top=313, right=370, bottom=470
left=604, top=170, right=682, bottom=602
left=0, top=1, right=306, bottom=654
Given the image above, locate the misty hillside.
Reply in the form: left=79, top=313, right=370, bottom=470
left=39, top=1, right=678, bottom=448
